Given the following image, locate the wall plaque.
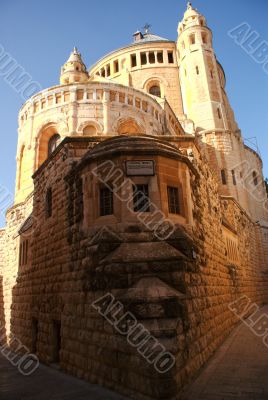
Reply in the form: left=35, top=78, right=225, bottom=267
left=125, top=160, right=155, bottom=176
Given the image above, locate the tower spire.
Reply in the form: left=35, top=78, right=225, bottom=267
left=60, top=47, right=89, bottom=85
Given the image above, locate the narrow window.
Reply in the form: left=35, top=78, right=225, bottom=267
left=168, top=51, right=174, bottom=63
left=202, top=32, right=207, bottom=44
left=167, top=186, right=180, bottom=215
left=100, top=186, right=113, bottom=216
left=101, top=68, right=105, bottom=77
left=48, top=134, right=61, bottom=156
left=133, top=184, right=150, bottom=212
left=45, top=188, right=53, bottom=218
left=217, top=107, right=222, bottom=119
left=253, top=171, right=258, bottom=186
left=221, top=170, right=227, bottom=185
left=149, top=52, right=155, bottom=64
left=141, top=52, right=147, bottom=65
left=231, top=170, right=236, bottom=185
left=114, top=60, right=119, bottom=73
left=22, top=242, right=25, bottom=265
left=19, top=243, right=23, bottom=266
left=189, top=34, right=195, bottom=45
left=210, top=69, right=213, bottom=79
left=52, top=320, right=61, bottom=364
left=107, top=65, right=111, bottom=77
left=131, top=54, right=137, bottom=68
left=157, top=51, right=163, bottom=63
left=149, top=85, right=161, bottom=97
left=25, top=240, right=28, bottom=264
left=196, top=66, right=199, bottom=75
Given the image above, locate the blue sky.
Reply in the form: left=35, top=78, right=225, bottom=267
left=0, top=0, right=267, bottom=227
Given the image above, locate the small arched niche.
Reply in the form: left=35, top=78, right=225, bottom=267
left=145, top=79, right=163, bottom=98
left=83, top=125, right=97, bottom=136
left=117, top=118, right=144, bottom=135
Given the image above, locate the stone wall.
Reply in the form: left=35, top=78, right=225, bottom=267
left=8, top=137, right=268, bottom=399
left=0, top=229, right=6, bottom=344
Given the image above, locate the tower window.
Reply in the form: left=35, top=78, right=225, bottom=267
left=100, top=68, right=105, bottom=77
left=217, top=107, right=222, bottom=119
left=131, top=54, right=137, bottom=68
left=114, top=60, right=119, bottom=73
left=141, top=52, right=147, bottom=65
left=196, top=66, right=199, bottom=75
left=48, top=134, right=61, bottom=156
left=107, top=65, right=111, bottom=77
left=100, top=186, right=113, bottom=216
left=157, top=51, right=163, bottom=63
left=45, top=188, right=53, bottom=218
left=149, top=85, right=161, bottom=97
left=19, top=239, right=29, bottom=267
left=221, top=170, right=227, bottom=185
left=189, top=34, right=195, bottom=45
left=253, top=171, right=258, bottom=186
left=133, top=184, right=150, bottom=212
left=202, top=33, right=207, bottom=44
left=168, top=51, right=174, bottom=63
left=210, top=69, right=213, bottom=79
left=167, top=186, right=181, bottom=215
left=231, top=170, right=236, bottom=185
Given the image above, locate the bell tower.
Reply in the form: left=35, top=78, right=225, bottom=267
left=177, top=2, right=236, bottom=133
left=60, top=47, right=89, bottom=84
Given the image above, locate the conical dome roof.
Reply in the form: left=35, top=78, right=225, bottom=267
left=184, top=2, right=200, bottom=19
left=67, top=47, right=85, bottom=64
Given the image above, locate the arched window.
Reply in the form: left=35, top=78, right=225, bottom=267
left=48, top=134, right=61, bottom=156
left=149, top=85, right=161, bottom=97
left=253, top=171, right=258, bottom=186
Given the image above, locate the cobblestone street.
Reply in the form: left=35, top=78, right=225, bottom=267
left=0, top=353, right=128, bottom=400
left=182, top=305, right=268, bottom=400
left=1, top=306, right=268, bottom=399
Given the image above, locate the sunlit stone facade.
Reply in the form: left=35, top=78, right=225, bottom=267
left=0, top=3, right=267, bottom=399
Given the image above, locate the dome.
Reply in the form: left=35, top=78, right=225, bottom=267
left=134, top=33, right=169, bottom=44
left=66, top=47, right=86, bottom=67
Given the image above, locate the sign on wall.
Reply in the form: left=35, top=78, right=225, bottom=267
left=125, top=160, right=155, bottom=176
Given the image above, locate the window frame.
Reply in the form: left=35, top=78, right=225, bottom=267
left=99, top=185, right=114, bottom=216
left=167, top=186, right=181, bottom=215
left=132, top=184, right=150, bottom=213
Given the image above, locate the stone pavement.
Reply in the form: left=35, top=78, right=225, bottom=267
left=1, top=307, right=268, bottom=400
left=182, top=305, right=268, bottom=400
left=0, top=353, right=129, bottom=400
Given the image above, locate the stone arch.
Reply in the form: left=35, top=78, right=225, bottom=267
left=78, top=120, right=103, bottom=136
left=36, top=123, right=61, bottom=168
left=116, top=117, right=145, bottom=135
left=142, top=76, right=169, bottom=98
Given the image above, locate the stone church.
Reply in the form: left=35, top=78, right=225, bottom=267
left=0, top=2, right=267, bottom=399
